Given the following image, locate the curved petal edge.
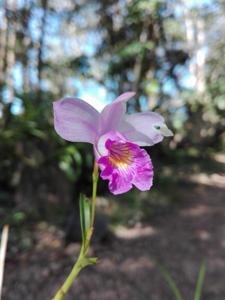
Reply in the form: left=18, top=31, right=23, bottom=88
left=99, top=91, right=136, bottom=135
left=118, top=112, right=173, bottom=146
left=53, top=97, right=100, bottom=144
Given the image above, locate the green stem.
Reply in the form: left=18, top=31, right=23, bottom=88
left=90, top=162, right=99, bottom=227
left=53, top=161, right=99, bottom=300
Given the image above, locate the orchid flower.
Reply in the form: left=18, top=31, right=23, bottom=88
left=53, top=92, right=173, bottom=195
left=52, top=92, right=173, bottom=300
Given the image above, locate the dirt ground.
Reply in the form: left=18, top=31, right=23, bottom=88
left=2, top=171, right=225, bottom=300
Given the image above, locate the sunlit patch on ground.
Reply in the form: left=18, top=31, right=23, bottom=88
left=115, top=224, right=157, bottom=239
left=188, top=173, right=225, bottom=188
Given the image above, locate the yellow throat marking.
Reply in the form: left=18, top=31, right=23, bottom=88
left=108, top=143, right=132, bottom=169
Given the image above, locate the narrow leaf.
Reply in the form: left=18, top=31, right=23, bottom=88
left=83, top=196, right=91, bottom=234
left=79, top=194, right=86, bottom=243
left=194, top=263, right=206, bottom=300
left=158, top=265, right=184, bottom=300
left=85, top=257, right=98, bottom=265
left=79, top=194, right=91, bottom=244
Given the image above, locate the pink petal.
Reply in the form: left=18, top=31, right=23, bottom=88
left=119, top=112, right=173, bottom=146
left=132, top=148, right=153, bottom=191
left=109, top=172, right=133, bottom=194
left=53, top=97, right=99, bottom=143
left=113, top=91, right=136, bottom=104
left=97, top=132, right=153, bottom=195
left=99, top=92, right=135, bottom=135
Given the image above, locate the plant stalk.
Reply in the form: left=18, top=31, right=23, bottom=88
left=53, top=161, right=99, bottom=300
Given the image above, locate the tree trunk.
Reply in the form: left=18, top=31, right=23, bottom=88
left=183, top=2, right=206, bottom=93
left=0, top=0, right=8, bottom=99
left=37, top=0, right=48, bottom=92
left=3, top=0, right=17, bottom=127
left=5, top=0, right=17, bottom=103
left=132, top=25, right=149, bottom=112
left=21, top=1, right=32, bottom=93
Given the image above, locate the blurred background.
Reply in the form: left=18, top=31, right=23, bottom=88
left=0, top=0, right=225, bottom=299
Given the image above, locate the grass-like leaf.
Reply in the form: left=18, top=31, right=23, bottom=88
left=79, top=194, right=91, bottom=245
left=158, top=264, right=184, bottom=300
left=194, top=263, right=206, bottom=300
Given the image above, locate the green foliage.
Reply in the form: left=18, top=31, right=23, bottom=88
left=117, top=41, right=154, bottom=58
left=59, top=146, right=82, bottom=181
left=158, top=263, right=206, bottom=300
left=158, top=264, right=184, bottom=300
left=79, top=194, right=91, bottom=245
left=194, top=263, right=206, bottom=300
left=1, top=211, right=26, bottom=227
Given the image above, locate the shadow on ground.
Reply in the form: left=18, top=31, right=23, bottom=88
left=3, top=172, right=225, bottom=300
